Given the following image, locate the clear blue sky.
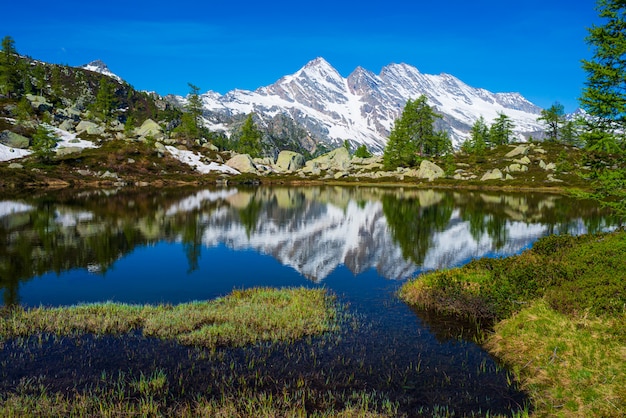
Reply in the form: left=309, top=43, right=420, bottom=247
left=3, top=1, right=600, bottom=112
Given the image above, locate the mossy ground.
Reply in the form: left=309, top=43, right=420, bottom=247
left=400, top=230, right=626, bottom=416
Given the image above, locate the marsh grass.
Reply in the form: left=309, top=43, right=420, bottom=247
left=0, top=287, right=338, bottom=349
left=0, top=374, right=398, bottom=417
left=400, top=229, right=626, bottom=416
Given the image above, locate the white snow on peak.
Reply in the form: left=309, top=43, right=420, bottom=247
left=80, top=60, right=123, bottom=83
left=192, top=58, right=544, bottom=152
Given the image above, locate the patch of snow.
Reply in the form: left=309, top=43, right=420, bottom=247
left=50, top=126, right=97, bottom=150
left=165, top=146, right=240, bottom=175
left=0, top=143, right=31, bottom=161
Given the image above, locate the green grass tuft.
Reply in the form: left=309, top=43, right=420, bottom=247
left=0, top=287, right=338, bottom=349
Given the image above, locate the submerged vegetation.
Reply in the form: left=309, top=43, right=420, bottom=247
left=400, top=230, right=626, bottom=416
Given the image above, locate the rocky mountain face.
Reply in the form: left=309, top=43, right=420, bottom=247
left=189, top=58, right=545, bottom=154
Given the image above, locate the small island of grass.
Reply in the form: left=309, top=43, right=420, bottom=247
left=0, top=287, right=338, bottom=349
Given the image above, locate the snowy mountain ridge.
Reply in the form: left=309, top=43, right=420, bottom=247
left=80, top=60, right=123, bottom=83
left=195, top=57, right=545, bottom=153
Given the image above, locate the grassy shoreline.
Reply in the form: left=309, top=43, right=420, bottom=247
left=400, top=229, right=626, bottom=416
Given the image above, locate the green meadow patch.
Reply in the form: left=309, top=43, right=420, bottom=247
left=400, top=229, right=626, bottom=416
left=0, top=287, right=338, bottom=349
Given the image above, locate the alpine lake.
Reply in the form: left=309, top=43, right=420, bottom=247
left=0, top=185, right=618, bottom=416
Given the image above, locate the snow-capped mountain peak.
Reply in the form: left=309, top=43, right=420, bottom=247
left=80, top=60, right=123, bottom=83
left=182, top=58, right=546, bottom=154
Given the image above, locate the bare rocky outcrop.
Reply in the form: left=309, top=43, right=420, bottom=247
left=226, top=154, right=258, bottom=174
left=275, top=151, right=305, bottom=172
left=0, top=131, right=30, bottom=149
left=135, top=119, right=164, bottom=140
left=481, top=168, right=504, bottom=181
left=415, top=160, right=445, bottom=181
left=75, top=121, right=104, bottom=136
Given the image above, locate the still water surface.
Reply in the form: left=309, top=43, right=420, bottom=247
left=0, top=186, right=617, bottom=415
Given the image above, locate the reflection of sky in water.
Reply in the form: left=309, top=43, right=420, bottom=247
left=17, top=243, right=311, bottom=307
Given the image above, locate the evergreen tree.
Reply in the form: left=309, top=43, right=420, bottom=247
left=560, top=119, right=581, bottom=147
left=124, top=114, right=136, bottom=136
left=177, top=82, right=204, bottom=144
left=31, top=64, right=46, bottom=96
left=343, top=139, right=351, bottom=154
left=431, top=130, right=452, bottom=156
left=354, top=144, right=372, bottom=158
left=184, top=83, right=203, bottom=137
left=383, top=95, right=442, bottom=169
left=31, top=124, right=59, bottom=162
left=15, top=97, right=33, bottom=124
left=580, top=0, right=626, bottom=134
left=465, top=116, right=489, bottom=155
left=50, top=65, right=63, bottom=98
left=236, top=114, right=263, bottom=157
left=489, top=112, right=515, bottom=146
left=0, top=35, right=20, bottom=98
left=94, top=77, right=115, bottom=123
left=537, top=102, right=566, bottom=142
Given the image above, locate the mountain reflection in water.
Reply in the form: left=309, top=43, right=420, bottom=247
left=0, top=186, right=618, bottom=415
left=0, top=186, right=616, bottom=307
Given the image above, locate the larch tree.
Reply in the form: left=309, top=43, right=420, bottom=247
left=463, top=116, right=489, bottom=155
left=183, top=82, right=203, bottom=141
left=31, top=124, right=59, bottom=162
left=383, top=95, right=443, bottom=169
left=489, top=113, right=515, bottom=146
left=94, top=77, right=115, bottom=123
left=237, top=114, right=263, bottom=157
left=0, top=35, right=20, bottom=98
left=537, top=102, right=566, bottom=142
left=580, top=0, right=626, bottom=149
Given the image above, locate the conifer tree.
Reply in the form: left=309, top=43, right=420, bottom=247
left=383, top=95, right=442, bottom=169
left=237, top=114, right=263, bottom=157
left=354, top=144, right=372, bottom=158
left=185, top=83, right=203, bottom=135
left=580, top=0, right=626, bottom=132
left=0, top=35, right=20, bottom=98
left=94, top=77, right=115, bottom=123
left=537, top=102, right=566, bottom=142
left=31, top=124, right=59, bottom=162
left=489, top=113, right=515, bottom=146
left=579, top=0, right=626, bottom=151
left=463, top=116, right=489, bottom=155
